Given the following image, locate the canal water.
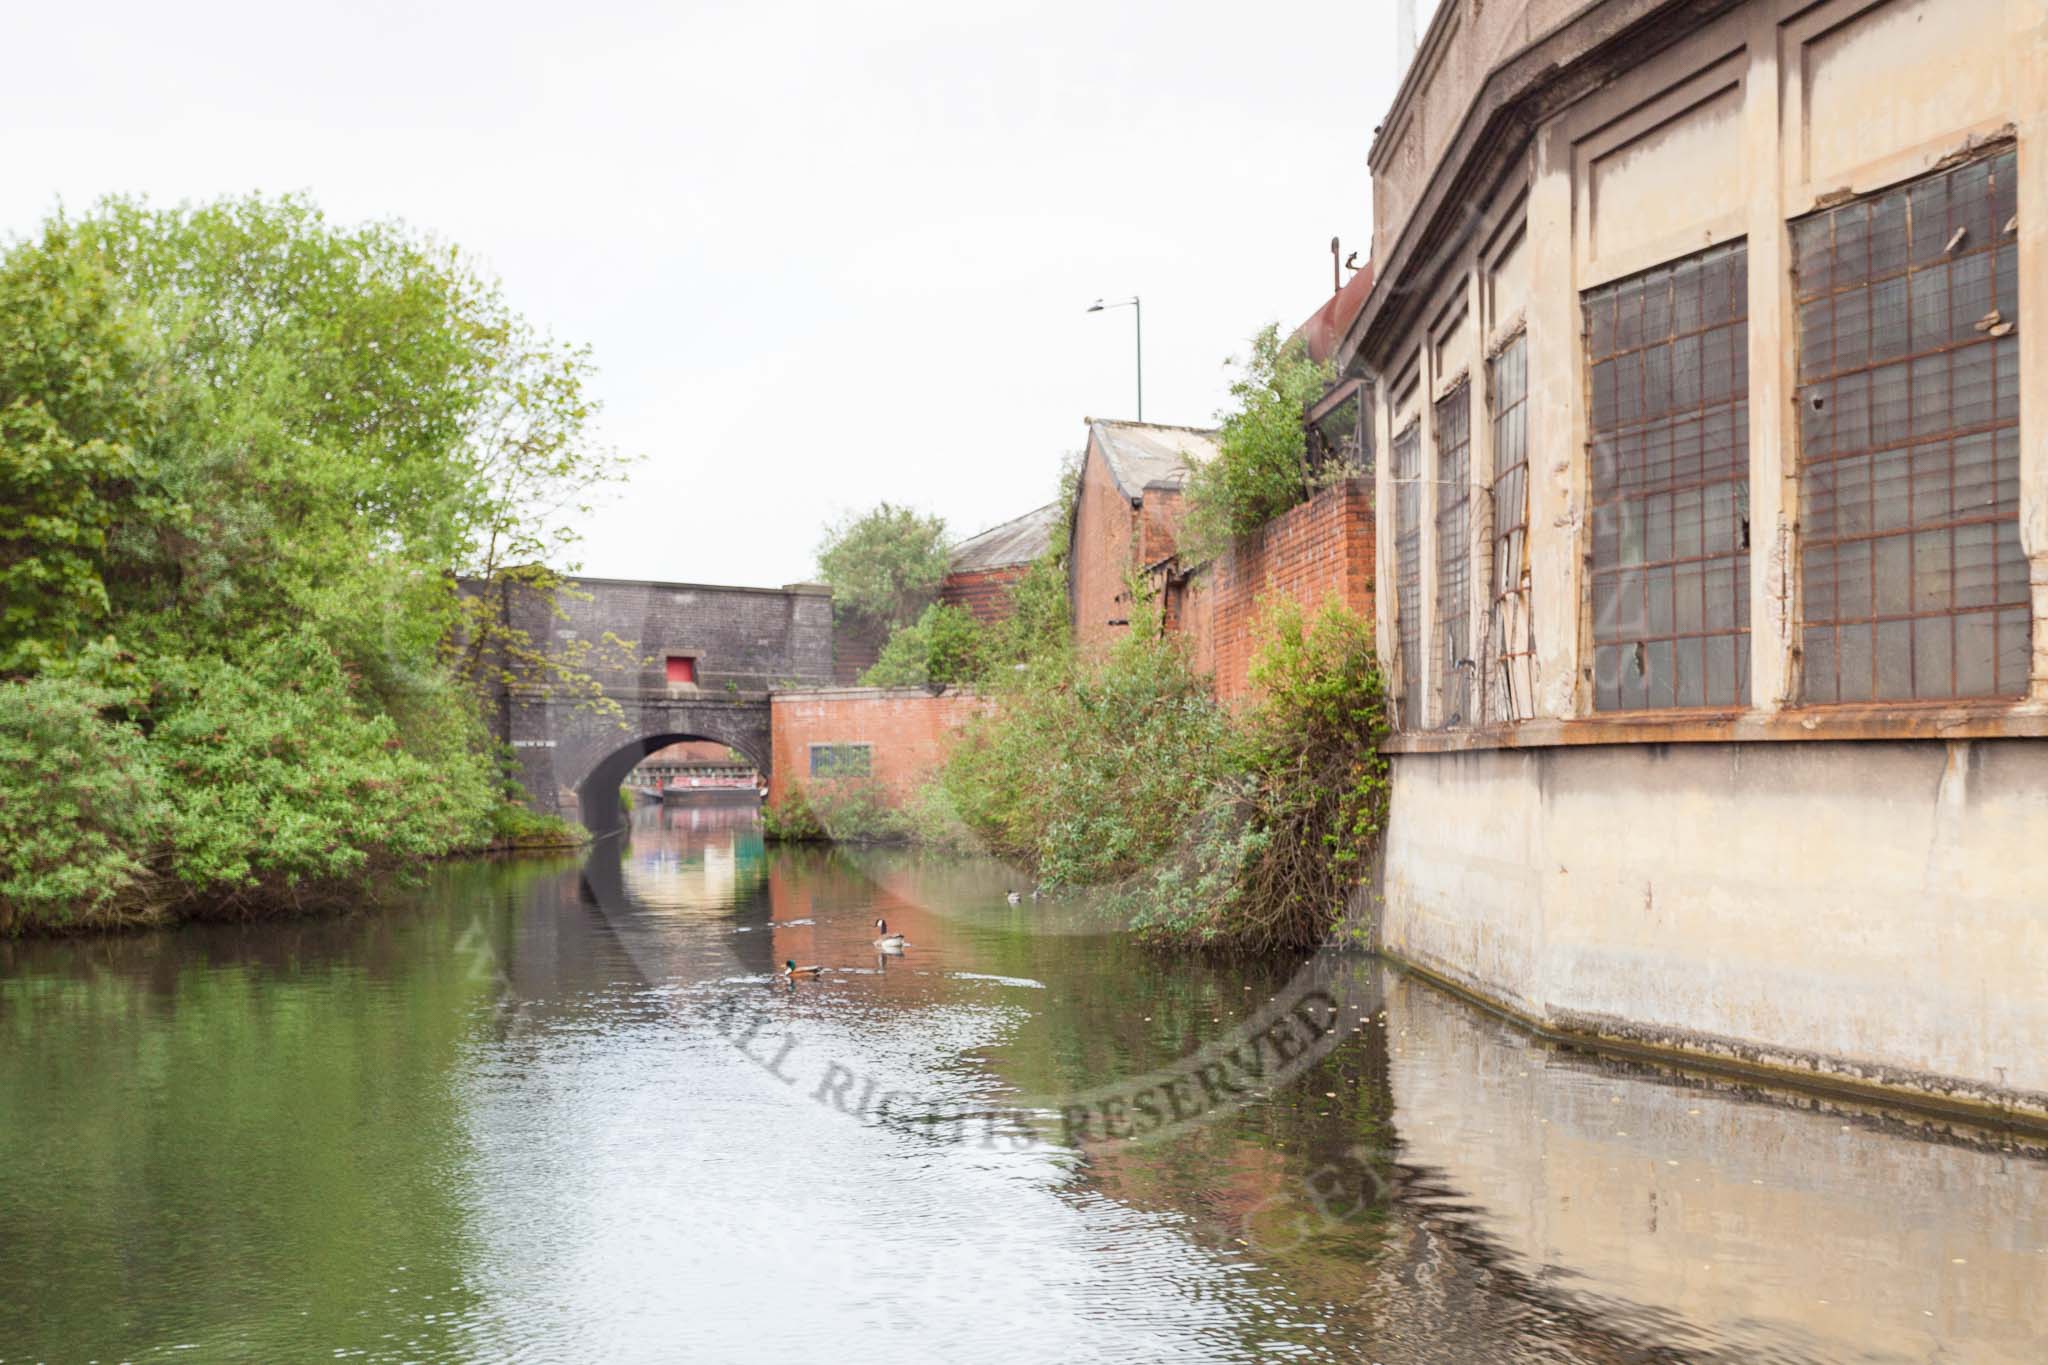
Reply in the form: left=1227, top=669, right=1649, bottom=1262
left=2, top=804, right=2042, bottom=1363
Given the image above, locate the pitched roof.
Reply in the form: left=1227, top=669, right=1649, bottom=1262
left=1088, top=420, right=1221, bottom=499
left=1290, top=261, right=1375, bottom=364
left=948, top=502, right=1060, bottom=572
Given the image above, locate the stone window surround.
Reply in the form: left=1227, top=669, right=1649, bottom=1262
left=662, top=648, right=706, bottom=691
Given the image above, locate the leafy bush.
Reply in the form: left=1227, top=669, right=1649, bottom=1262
left=861, top=602, right=986, bottom=687
left=996, top=549, right=1073, bottom=661
left=937, top=606, right=1238, bottom=888
left=761, top=785, right=825, bottom=842
left=763, top=778, right=909, bottom=844
left=0, top=672, right=167, bottom=931
left=489, top=800, right=588, bottom=850
left=0, top=630, right=547, bottom=932
left=1180, top=325, right=1334, bottom=564
left=982, top=456, right=1080, bottom=667
left=142, top=631, right=500, bottom=897
left=932, top=596, right=1387, bottom=953
left=900, top=781, right=982, bottom=854
left=1125, top=599, right=1389, bottom=952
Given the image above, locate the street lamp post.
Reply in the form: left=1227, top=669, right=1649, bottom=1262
left=1086, top=295, right=1141, bottom=422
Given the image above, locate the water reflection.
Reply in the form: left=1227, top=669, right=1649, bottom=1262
left=0, top=808, right=2040, bottom=1363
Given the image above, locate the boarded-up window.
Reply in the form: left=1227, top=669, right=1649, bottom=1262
left=1793, top=149, right=2026, bottom=703
left=1486, top=335, right=1534, bottom=721
left=1434, top=382, right=1473, bottom=727
left=665, top=655, right=696, bottom=684
left=808, top=743, right=871, bottom=779
left=1392, top=422, right=1423, bottom=729
left=1585, top=240, right=1751, bottom=711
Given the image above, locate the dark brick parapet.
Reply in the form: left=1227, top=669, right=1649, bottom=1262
left=475, top=575, right=836, bottom=825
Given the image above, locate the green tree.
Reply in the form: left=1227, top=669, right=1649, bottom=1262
left=1180, top=324, right=1333, bottom=563
left=816, top=501, right=949, bottom=632
left=0, top=225, right=162, bottom=672
left=0, top=194, right=625, bottom=930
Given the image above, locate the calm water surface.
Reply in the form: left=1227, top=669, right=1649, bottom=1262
left=2, top=804, right=2043, bottom=1363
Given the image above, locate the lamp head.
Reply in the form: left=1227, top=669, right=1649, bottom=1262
left=1086, top=299, right=1105, bottom=312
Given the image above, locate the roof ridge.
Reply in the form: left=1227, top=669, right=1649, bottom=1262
left=950, top=501, right=1059, bottom=549
left=1090, top=417, right=1218, bottom=434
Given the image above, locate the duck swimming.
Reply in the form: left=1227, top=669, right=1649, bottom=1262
left=780, top=959, right=824, bottom=979
left=1006, top=890, right=1022, bottom=905
left=873, top=919, right=907, bottom=949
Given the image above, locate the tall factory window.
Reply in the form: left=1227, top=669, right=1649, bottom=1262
left=1793, top=148, right=2026, bottom=703
left=1434, top=382, right=1473, bottom=727
left=1487, top=335, right=1533, bottom=721
left=1585, top=240, right=1752, bottom=711
left=1391, top=421, right=1424, bottom=729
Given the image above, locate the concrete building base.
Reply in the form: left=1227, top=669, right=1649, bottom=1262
left=1379, top=738, right=2048, bottom=1129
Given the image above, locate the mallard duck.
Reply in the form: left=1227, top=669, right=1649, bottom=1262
left=873, top=918, right=908, bottom=949
left=1006, top=890, right=1022, bottom=905
left=780, top=959, right=824, bottom=979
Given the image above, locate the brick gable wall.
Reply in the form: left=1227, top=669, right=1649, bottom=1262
left=938, top=565, right=1029, bottom=624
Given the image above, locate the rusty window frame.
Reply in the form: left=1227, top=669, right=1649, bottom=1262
left=1485, top=334, right=1534, bottom=722
left=1306, top=376, right=1374, bottom=477
left=1584, top=239, right=1752, bottom=712
left=1793, top=148, right=2026, bottom=704
left=1434, top=382, right=1473, bottom=727
left=1391, top=421, right=1424, bottom=729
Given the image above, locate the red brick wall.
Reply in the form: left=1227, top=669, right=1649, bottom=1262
left=1137, top=487, right=1186, bottom=565
left=1172, top=568, right=1216, bottom=678
left=939, top=565, right=1028, bottom=624
left=1207, top=477, right=1376, bottom=707
left=768, top=688, right=993, bottom=809
left=831, top=615, right=890, bottom=684
left=1069, top=443, right=1138, bottom=655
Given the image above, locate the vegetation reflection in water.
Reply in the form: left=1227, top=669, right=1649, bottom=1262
left=0, top=805, right=2042, bottom=1363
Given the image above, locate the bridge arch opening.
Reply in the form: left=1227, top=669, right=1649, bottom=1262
left=575, top=731, right=769, bottom=835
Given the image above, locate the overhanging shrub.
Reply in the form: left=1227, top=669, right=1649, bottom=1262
left=933, top=597, right=1388, bottom=954
left=764, top=777, right=910, bottom=844
left=1179, top=325, right=1334, bottom=565
left=0, top=671, right=167, bottom=931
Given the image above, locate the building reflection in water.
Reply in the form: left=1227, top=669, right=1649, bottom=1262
left=618, top=802, right=764, bottom=916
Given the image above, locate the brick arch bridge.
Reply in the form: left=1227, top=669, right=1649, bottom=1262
left=478, top=575, right=838, bottom=830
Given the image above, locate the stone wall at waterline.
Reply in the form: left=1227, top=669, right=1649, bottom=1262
left=1377, top=738, right=2048, bottom=1124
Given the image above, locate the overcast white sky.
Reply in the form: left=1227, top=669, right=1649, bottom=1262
left=4, top=1, right=1408, bottom=588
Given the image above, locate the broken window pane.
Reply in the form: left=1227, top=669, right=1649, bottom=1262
left=1485, top=335, right=1535, bottom=724
left=1393, top=422, right=1424, bottom=729
left=1792, top=148, right=2028, bottom=703
left=1435, top=383, right=1473, bottom=728
left=1583, top=238, right=1751, bottom=711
